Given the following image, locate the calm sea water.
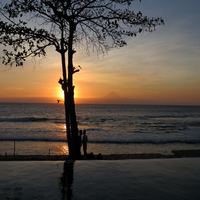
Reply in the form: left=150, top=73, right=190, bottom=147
left=0, top=103, right=200, bottom=155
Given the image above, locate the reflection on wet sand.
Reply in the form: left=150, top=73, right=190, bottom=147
left=60, top=159, right=74, bottom=200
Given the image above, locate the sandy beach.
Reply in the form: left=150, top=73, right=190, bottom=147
left=0, top=158, right=200, bottom=200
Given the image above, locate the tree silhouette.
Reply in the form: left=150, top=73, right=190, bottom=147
left=0, top=0, right=164, bottom=159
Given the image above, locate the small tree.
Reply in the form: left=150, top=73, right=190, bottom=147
left=0, top=0, right=163, bottom=159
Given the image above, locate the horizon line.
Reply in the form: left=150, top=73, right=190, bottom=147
left=0, top=101, right=199, bottom=107
left=0, top=97, right=199, bottom=106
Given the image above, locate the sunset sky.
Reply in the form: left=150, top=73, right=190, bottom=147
left=0, top=0, right=200, bottom=105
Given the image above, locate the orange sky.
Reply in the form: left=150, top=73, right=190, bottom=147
left=0, top=1, right=200, bottom=105
left=0, top=44, right=199, bottom=105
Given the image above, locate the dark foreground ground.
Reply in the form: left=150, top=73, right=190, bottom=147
left=0, top=149, right=200, bottom=161
left=1, top=158, right=200, bottom=200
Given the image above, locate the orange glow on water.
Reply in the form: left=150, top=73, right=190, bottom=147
left=63, top=124, right=66, bottom=130
left=61, top=144, right=68, bottom=155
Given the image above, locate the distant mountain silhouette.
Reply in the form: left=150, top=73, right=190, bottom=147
left=103, top=91, right=121, bottom=99
left=76, top=92, right=141, bottom=104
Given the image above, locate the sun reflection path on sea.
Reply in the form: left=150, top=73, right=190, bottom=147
left=63, top=124, right=66, bottom=130
left=60, top=144, right=69, bottom=155
left=55, top=123, right=68, bottom=155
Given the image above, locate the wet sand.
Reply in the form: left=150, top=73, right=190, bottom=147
left=0, top=158, right=200, bottom=200
left=0, top=149, right=200, bottom=161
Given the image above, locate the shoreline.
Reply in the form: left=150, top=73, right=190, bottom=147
left=0, top=149, right=200, bottom=161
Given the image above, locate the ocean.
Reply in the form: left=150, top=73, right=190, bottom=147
left=0, top=103, right=200, bottom=155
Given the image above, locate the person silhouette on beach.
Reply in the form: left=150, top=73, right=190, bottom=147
left=82, top=130, right=88, bottom=157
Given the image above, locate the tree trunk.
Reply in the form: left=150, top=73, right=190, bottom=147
left=60, top=39, right=72, bottom=157
left=60, top=21, right=81, bottom=160
left=60, top=23, right=80, bottom=159
left=67, top=24, right=80, bottom=159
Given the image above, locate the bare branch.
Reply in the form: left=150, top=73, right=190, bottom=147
left=0, top=0, right=164, bottom=66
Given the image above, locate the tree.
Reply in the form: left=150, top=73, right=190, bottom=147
left=0, top=0, right=164, bottom=159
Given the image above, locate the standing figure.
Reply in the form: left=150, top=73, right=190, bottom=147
left=82, top=130, right=88, bottom=157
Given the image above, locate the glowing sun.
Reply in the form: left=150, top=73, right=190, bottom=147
left=57, top=88, right=64, bottom=101
left=56, top=87, right=79, bottom=101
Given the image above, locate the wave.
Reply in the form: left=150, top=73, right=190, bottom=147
left=0, top=117, right=64, bottom=123
left=0, top=138, right=200, bottom=145
left=189, top=122, right=200, bottom=127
